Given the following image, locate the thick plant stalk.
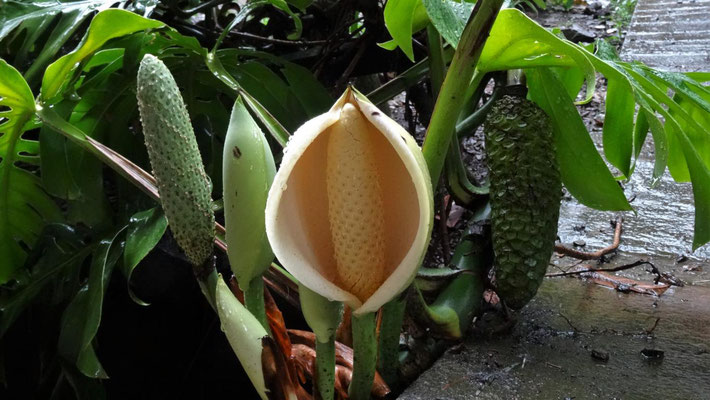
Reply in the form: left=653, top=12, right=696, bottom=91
left=377, top=295, right=407, bottom=388
left=349, top=312, right=378, bottom=400
left=244, top=277, right=268, bottom=331
left=315, top=335, right=336, bottom=400
left=422, top=0, right=504, bottom=188
left=215, top=276, right=270, bottom=400
left=427, top=25, right=446, bottom=96
left=197, top=259, right=219, bottom=310
left=299, top=285, right=342, bottom=400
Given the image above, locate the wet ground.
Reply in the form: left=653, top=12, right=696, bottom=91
left=399, top=277, right=710, bottom=399
left=621, top=0, right=710, bottom=71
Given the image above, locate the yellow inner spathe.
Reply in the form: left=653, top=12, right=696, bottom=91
left=326, top=103, right=386, bottom=302
left=282, top=100, right=420, bottom=305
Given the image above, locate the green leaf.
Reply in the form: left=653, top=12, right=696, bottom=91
left=581, top=43, right=670, bottom=182
left=26, top=2, right=124, bottom=86
left=42, top=57, right=131, bottom=224
left=630, top=108, right=668, bottom=182
left=264, top=0, right=303, bottom=39
left=632, top=105, right=649, bottom=162
left=686, top=72, right=710, bottom=82
left=602, top=77, right=635, bottom=177
left=286, top=0, right=313, bottom=11
left=673, top=128, right=710, bottom=249
left=1, top=0, right=123, bottom=86
left=40, top=102, right=83, bottom=199
left=40, top=9, right=163, bottom=102
left=207, top=49, right=330, bottom=140
left=121, top=207, right=167, bottom=306
left=478, top=9, right=596, bottom=102
left=280, top=63, right=333, bottom=118
left=383, top=0, right=429, bottom=61
left=426, top=234, right=487, bottom=338
left=526, top=67, right=631, bottom=211
left=0, top=224, right=90, bottom=337
left=58, top=227, right=126, bottom=378
left=62, top=363, right=107, bottom=400
left=0, top=59, right=62, bottom=283
left=551, top=66, right=585, bottom=100
left=0, top=0, right=119, bottom=40
left=422, top=0, right=474, bottom=48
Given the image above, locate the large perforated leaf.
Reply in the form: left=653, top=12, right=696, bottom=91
left=0, top=60, right=61, bottom=283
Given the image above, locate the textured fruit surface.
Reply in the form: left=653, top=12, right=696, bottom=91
left=485, top=94, right=561, bottom=309
left=137, top=54, right=215, bottom=266
left=326, top=103, right=386, bottom=302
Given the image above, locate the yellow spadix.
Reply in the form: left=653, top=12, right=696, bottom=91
left=265, top=87, right=433, bottom=315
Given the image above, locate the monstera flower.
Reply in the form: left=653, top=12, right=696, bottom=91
left=265, top=87, right=433, bottom=315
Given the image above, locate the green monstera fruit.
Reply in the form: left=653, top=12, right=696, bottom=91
left=137, top=54, right=215, bottom=267
left=485, top=94, right=561, bottom=309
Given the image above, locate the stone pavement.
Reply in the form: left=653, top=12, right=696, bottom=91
left=621, top=0, right=710, bottom=71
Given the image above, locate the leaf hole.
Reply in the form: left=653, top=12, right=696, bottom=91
left=14, top=160, right=39, bottom=173
left=21, top=129, right=39, bottom=141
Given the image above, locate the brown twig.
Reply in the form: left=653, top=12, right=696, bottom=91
left=555, top=216, right=623, bottom=260
left=545, top=362, right=562, bottom=369
left=545, top=260, right=657, bottom=278
left=645, top=317, right=661, bottom=334
left=559, top=312, right=579, bottom=332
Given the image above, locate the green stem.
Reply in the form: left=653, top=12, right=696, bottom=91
left=377, top=296, right=407, bottom=389
left=427, top=24, right=446, bottom=97
left=445, top=135, right=488, bottom=207
left=197, top=259, right=219, bottom=311
left=348, top=312, right=377, bottom=400
left=299, top=285, right=342, bottom=399
left=422, top=0, right=504, bottom=189
left=244, top=277, right=270, bottom=332
left=314, top=335, right=336, bottom=400
left=366, top=48, right=454, bottom=107
left=455, top=84, right=503, bottom=137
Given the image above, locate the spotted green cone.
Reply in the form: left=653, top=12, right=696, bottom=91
left=137, top=54, right=215, bottom=267
left=485, top=94, right=561, bottom=309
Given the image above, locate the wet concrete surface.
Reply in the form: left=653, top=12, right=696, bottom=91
left=621, top=0, right=710, bottom=71
left=399, top=278, right=710, bottom=399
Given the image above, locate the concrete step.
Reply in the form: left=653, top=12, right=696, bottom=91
left=620, top=0, right=710, bottom=71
